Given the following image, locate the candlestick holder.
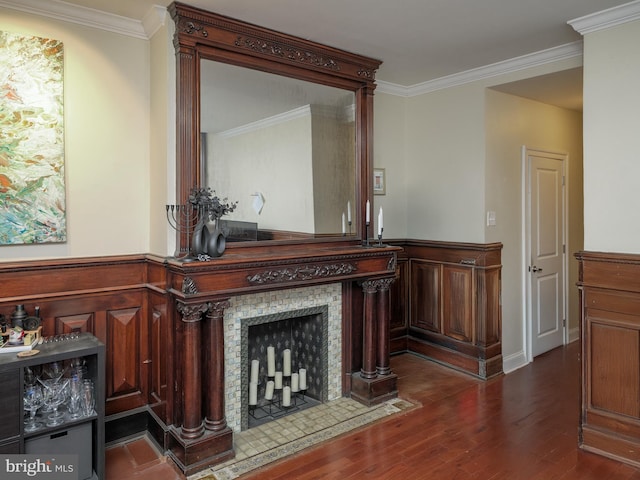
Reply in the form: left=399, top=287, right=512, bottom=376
left=165, top=204, right=199, bottom=259
left=377, top=228, right=384, bottom=247
left=294, top=389, right=308, bottom=406
left=348, top=220, right=352, bottom=236
left=364, top=221, right=371, bottom=247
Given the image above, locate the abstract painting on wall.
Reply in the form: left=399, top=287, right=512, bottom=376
left=0, top=31, right=66, bottom=245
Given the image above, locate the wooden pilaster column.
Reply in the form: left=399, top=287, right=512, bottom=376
left=361, top=280, right=378, bottom=379
left=204, top=300, right=230, bottom=431
left=176, top=302, right=208, bottom=439
left=376, top=278, right=394, bottom=376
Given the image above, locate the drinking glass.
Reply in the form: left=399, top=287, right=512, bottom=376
left=43, top=378, right=68, bottom=426
left=81, top=380, right=95, bottom=417
left=24, top=367, right=37, bottom=387
left=70, top=357, right=87, bottom=380
left=23, top=385, right=44, bottom=432
left=67, top=375, right=83, bottom=420
left=43, top=361, right=66, bottom=382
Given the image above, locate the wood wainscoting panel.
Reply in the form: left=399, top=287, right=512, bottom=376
left=106, top=305, right=149, bottom=415
left=476, top=266, right=501, bottom=347
left=0, top=256, right=160, bottom=419
left=107, top=308, right=141, bottom=399
left=56, top=313, right=94, bottom=334
left=410, top=260, right=440, bottom=333
left=577, top=251, right=640, bottom=468
left=589, top=318, right=640, bottom=418
left=442, top=265, right=474, bottom=343
left=391, top=240, right=503, bottom=379
left=390, top=257, right=408, bottom=332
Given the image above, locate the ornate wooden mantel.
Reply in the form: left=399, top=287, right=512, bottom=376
left=165, top=242, right=400, bottom=474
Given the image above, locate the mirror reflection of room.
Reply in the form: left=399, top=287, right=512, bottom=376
left=200, top=60, right=356, bottom=239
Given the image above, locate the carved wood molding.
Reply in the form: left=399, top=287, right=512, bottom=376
left=182, top=277, right=198, bottom=295
left=361, top=277, right=395, bottom=293
left=170, top=2, right=380, bottom=84
left=207, top=300, right=230, bottom=314
left=176, top=302, right=208, bottom=323
left=246, top=262, right=357, bottom=285
left=234, top=35, right=341, bottom=71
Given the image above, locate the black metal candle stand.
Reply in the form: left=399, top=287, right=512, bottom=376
left=248, top=375, right=311, bottom=423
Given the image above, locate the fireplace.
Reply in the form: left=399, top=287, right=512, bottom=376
left=223, top=284, right=343, bottom=432
left=242, top=306, right=328, bottom=429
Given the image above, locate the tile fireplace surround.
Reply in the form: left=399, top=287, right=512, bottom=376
left=224, top=284, right=343, bottom=432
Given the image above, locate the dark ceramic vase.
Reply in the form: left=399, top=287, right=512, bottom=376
left=191, top=218, right=226, bottom=258
left=206, top=221, right=226, bottom=258
left=191, top=218, right=209, bottom=256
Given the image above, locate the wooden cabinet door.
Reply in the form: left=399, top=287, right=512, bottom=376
left=442, top=265, right=474, bottom=343
left=105, top=305, right=148, bottom=415
left=410, top=260, right=441, bottom=333
left=42, top=292, right=150, bottom=416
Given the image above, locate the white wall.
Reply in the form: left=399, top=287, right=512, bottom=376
left=373, top=92, right=407, bottom=239
left=0, top=8, right=151, bottom=261
left=374, top=56, right=583, bottom=367
left=149, top=15, right=174, bottom=257
left=485, top=90, right=583, bottom=365
left=404, top=84, right=487, bottom=243
left=582, top=19, right=640, bottom=254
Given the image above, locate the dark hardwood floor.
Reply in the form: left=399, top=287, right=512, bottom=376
left=107, top=342, right=640, bottom=479
left=243, top=342, right=640, bottom=480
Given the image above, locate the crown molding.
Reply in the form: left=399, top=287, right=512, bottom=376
left=142, top=5, right=168, bottom=38
left=217, top=105, right=311, bottom=138
left=376, top=81, right=411, bottom=97
left=568, top=0, right=640, bottom=35
left=0, top=0, right=148, bottom=39
left=376, top=41, right=583, bottom=98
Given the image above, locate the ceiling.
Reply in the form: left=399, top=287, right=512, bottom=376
left=59, top=0, right=633, bottom=109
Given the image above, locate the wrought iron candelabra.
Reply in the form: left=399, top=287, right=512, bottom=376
left=165, top=203, right=202, bottom=260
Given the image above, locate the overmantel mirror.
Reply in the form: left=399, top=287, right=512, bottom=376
left=169, top=2, right=381, bottom=254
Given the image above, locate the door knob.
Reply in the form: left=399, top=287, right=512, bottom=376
left=530, top=265, right=543, bottom=273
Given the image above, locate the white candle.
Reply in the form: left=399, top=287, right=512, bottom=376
left=291, top=373, right=299, bottom=392
left=275, top=371, right=283, bottom=389
left=267, top=346, right=275, bottom=376
left=264, top=380, right=275, bottom=400
left=299, top=368, right=307, bottom=390
left=283, top=349, right=291, bottom=376
left=378, top=207, right=383, bottom=237
left=250, top=359, right=259, bottom=384
left=347, top=201, right=351, bottom=223
left=342, top=213, right=346, bottom=234
left=282, top=386, right=291, bottom=407
left=365, top=200, right=370, bottom=224
left=249, top=381, right=257, bottom=406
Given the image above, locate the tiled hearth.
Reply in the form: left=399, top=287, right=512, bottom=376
left=190, top=396, right=414, bottom=480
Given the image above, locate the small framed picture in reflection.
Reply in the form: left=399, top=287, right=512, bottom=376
left=373, top=168, right=386, bottom=195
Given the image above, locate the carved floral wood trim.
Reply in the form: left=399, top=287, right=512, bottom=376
left=246, top=262, right=357, bottom=285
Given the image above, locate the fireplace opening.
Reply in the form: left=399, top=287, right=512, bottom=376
left=241, top=306, right=328, bottom=430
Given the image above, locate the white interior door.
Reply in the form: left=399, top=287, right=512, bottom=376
left=526, top=149, right=566, bottom=358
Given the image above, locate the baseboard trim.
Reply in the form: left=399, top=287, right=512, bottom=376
left=503, top=349, right=528, bottom=374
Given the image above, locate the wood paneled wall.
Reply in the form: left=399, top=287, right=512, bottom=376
left=577, top=251, right=640, bottom=468
left=0, top=255, right=169, bottom=420
left=389, top=240, right=503, bottom=379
